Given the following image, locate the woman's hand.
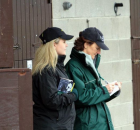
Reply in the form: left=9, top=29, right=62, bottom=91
left=115, top=82, right=122, bottom=90
left=105, top=83, right=115, bottom=94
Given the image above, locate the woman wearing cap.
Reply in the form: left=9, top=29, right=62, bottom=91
left=65, top=27, right=122, bottom=130
left=32, top=27, right=78, bottom=130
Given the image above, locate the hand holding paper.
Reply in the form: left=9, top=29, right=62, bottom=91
left=105, top=81, right=121, bottom=96
left=109, top=81, right=122, bottom=96
left=110, top=81, right=119, bottom=96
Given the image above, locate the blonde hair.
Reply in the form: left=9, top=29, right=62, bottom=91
left=32, top=38, right=60, bottom=75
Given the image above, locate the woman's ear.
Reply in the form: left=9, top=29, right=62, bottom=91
left=84, top=42, right=88, bottom=49
left=54, top=42, right=57, bottom=49
left=83, top=42, right=89, bottom=53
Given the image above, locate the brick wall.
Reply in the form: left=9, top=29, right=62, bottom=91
left=52, top=0, right=133, bottom=129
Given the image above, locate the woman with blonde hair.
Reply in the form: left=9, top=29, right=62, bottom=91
left=32, top=27, right=78, bottom=130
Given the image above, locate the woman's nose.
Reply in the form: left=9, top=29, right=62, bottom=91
left=97, top=49, right=101, bottom=54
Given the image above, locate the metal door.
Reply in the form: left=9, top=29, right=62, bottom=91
left=13, top=0, right=52, bottom=68
left=130, top=0, right=140, bottom=129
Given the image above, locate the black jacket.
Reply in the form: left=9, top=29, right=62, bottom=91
left=32, top=55, right=77, bottom=130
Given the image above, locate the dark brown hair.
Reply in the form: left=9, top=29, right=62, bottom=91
left=74, top=32, right=94, bottom=51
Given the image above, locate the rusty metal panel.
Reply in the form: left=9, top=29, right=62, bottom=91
left=130, top=0, right=140, bottom=129
left=131, top=39, right=140, bottom=53
left=0, top=68, right=33, bottom=130
left=0, top=88, right=19, bottom=128
left=13, top=0, right=52, bottom=68
left=0, top=72, right=18, bottom=87
left=19, top=61, right=23, bottom=68
left=13, top=0, right=19, bottom=67
left=18, top=69, right=33, bottom=130
left=33, top=0, right=39, bottom=56
left=21, top=0, right=27, bottom=62
left=29, top=0, right=35, bottom=59
left=41, top=0, right=46, bottom=31
left=23, top=60, right=27, bottom=68
left=37, top=0, right=42, bottom=36
left=132, top=47, right=140, bottom=130
left=131, top=0, right=140, bottom=37
left=0, top=0, right=14, bottom=68
left=14, top=61, right=19, bottom=68
left=17, top=0, right=22, bottom=62
left=46, top=0, right=52, bottom=27
left=25, top=0, right=31, bottom=60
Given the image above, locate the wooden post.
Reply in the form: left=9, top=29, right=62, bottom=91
left=0, top=0, right=14, bottom=68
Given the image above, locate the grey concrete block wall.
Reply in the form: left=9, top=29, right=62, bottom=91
left=52, top=0, right=130, bottom=18
left=52, top=0, right=133, bottom=129
left=109, top=102, right=133, bottom=127
left=53, top=18, right=87, bottom=42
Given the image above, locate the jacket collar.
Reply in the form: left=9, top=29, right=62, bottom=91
left=57, top=55, right=66, bottom=66
left=70, top=48, right=87, bottom=66
left=70, top=47, right=101, bottom=69
left=79, top=51, right=99, bottom=79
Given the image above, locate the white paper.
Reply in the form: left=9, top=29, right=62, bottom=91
left=27, top=60, right=32, bottom=70
left=103, top=81, right=120, bottom=96
left=110, top=85, right=119, bottom=96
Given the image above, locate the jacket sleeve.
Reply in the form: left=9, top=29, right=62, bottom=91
left=37, top=68, right=77, bottom=111
left=97, top=72, right=121, bottom=102
left=66, top=64, right=110, bottom=106
left=105, top=90, right=121, bottom=102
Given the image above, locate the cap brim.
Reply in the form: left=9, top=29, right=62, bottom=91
left=96, top=41, right=109, bottom=50
left=60, top=34, right=74, bottom=40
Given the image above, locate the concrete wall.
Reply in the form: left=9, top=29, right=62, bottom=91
left=52, top=0, right=133, bottom=129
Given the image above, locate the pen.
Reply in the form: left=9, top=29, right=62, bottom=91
left=104, top=80, right=109, bottom=84
left=99, top=76, right=109, bottom=84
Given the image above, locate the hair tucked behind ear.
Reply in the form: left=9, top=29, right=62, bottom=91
left=32, top=38, right=60, bottom=75
left=74, top=32, right=94, bottom=51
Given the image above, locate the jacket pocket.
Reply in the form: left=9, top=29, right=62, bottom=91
left=76, top=107, right=98, bottom=127
left=57, top=109, right=63, bottom=121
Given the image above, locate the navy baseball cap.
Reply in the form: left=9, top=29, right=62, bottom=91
left=39, top=27, right=74, bottom=44
left=81, top=27, right=109, bottom=50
